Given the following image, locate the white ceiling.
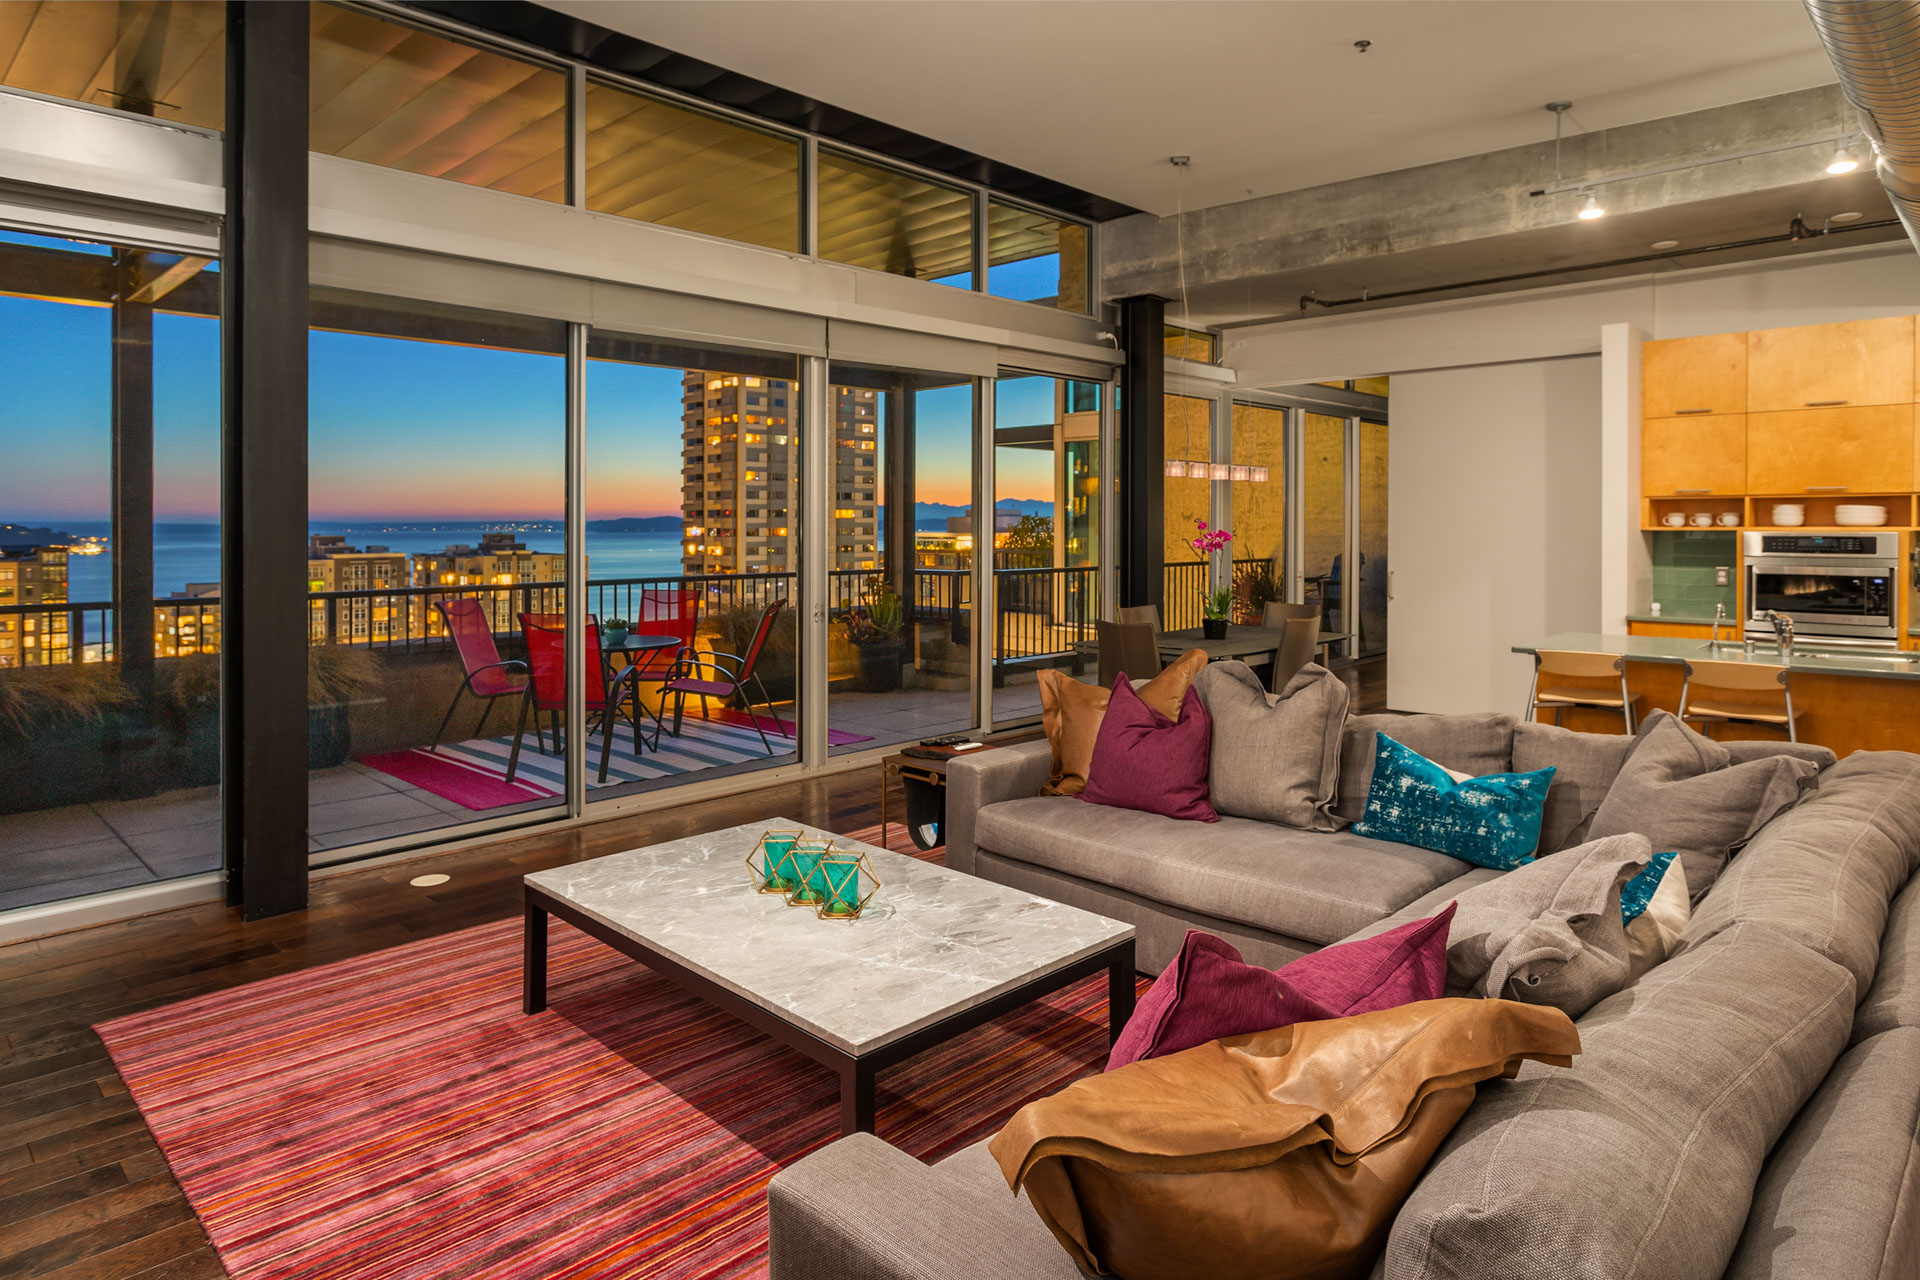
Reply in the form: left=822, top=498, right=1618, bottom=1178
left=542, top=1, right=1839, bottom=217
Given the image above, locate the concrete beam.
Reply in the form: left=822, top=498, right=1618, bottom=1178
left=1106, top=86, right=1894, bottom=328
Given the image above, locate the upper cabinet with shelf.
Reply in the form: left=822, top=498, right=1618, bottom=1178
left=1643, top=332, right=1746, bottom=417
left=1746, top=316, right=1914, bottom=412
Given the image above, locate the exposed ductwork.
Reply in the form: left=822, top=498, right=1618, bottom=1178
left=1801, top=0, right=1920, bottom=252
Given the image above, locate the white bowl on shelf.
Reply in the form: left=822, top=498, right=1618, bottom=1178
left=1771, top=504, right=1806, bottom=527
left=1835, top=505, right=1889, bottom=527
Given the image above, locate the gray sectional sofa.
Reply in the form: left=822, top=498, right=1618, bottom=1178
left=770, top=704, right=1920, bottom=1280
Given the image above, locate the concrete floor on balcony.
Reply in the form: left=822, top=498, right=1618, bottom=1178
left=1, top=683, right=1053, bottom=915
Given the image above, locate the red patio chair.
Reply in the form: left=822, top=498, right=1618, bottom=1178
left=509, top=612, right=640, bottom=785
left=661, top=599, right=790, bottom=755
left=622, top=587, right=699, bottom=732
left=430, top=598, right=527, bottom=752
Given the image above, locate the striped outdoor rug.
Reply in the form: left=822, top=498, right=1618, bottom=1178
left=96, top=829, right=1134, bottom=1280
left=436, top=717, right=798, bottom=794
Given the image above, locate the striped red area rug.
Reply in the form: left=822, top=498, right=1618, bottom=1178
left=97, top=828, right=1134, bottom=1280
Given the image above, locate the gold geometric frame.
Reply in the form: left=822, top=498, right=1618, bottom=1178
left=815, top=849, right=879, bottom=920
left=747, top=828, right=806, bottom=895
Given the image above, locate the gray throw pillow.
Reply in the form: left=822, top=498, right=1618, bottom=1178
left=1194, top=660, right=1348, bottom=831
left=1441, top=832, right=1652, bottom=1017
left=1332, top=711, right=1516, bottom=825
left=1586, top=711, right=1818, bottom=902
left=1511, top=721, right=1637, bottom=853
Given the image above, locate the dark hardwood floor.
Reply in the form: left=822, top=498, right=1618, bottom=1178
left=0, top=656, right=1385, bottom=1280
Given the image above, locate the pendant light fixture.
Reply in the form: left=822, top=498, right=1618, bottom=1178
left=1826, top=144, right=1860, bottom=174
left=1578, top=192, right=1606, bottom=220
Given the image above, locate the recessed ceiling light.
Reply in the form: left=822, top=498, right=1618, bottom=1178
left=1578, top=193, right=1606, bottom=220
left=1830, top=211, right=1864, bottom=223
left=1826, top=145, right=1860, bottom=175
left=1651, top=240, right=1680, bottom=251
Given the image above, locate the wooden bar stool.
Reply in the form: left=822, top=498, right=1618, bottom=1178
left=1527, top=650, right=1640, bottom=732
left=1678, top=659, right=1798, bottom=742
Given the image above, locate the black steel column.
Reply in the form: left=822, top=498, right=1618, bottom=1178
left=1117, top=295, right=1165, bottom=615
left=222, top=0, right=309, bottom=920
left=111, top=252, right=155, bottom=698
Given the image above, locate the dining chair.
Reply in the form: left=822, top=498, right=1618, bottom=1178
left=1678, top=659, right=1798, bottom=742
left=429, top=598, right=527, bottom=752
left=1097, top=619, right=1162, bottom=688
left=661, top=599, right=790, bottom=754
left=1526, top=649, right=1640, bottom=732
left=510, top=612, right=639, bottom=785
left=1264, top=601, right=1336, bottom=666
left=1116, top=604, right=1162, bottom=630
left=1266, top=614, right=1323, bottom=693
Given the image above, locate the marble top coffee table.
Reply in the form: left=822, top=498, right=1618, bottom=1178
left=522, top=819, right=1136, bottom=1135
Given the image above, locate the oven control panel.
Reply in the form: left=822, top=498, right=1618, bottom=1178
left=1760, top=535, right=1880, bottom=555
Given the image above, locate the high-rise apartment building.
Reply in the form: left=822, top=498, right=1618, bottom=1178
left=0, top=545, right=69, bottom=667
left=415, top=533, right=569, bottom=633
left=307, top=536, right=409, bottom=643
left=679, top=373, right=880, bottom=577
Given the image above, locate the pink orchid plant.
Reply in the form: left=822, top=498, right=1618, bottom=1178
left=1189, top=519, right=1237, bottom=621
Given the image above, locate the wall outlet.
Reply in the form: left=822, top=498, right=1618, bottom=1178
left=1715, top=566, right=1730, bottom=587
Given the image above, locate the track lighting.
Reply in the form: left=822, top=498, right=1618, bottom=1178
left=1826, top=145, right=1859, bottom=175
left=1578, top=193, right=1605, bottom=220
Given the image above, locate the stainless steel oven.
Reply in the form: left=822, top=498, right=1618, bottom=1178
left=1743, top=532, right=1900, bottom=641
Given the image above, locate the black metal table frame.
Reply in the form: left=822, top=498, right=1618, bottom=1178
left=523, top=882, right=1136, bottom=1135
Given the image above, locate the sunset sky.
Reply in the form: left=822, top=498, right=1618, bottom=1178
left=1, top=230, right=1061, bottom=524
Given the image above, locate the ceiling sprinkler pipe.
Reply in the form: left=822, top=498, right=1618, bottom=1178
left=1801, top=0, right=1920, bottom=253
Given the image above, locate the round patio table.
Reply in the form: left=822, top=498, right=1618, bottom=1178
left=604, top=634, right=687, bottom=753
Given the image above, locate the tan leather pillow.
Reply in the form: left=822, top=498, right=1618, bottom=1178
left=1037, top=649, right=1208, bottom=795
left=989, top=998, right=1580, bottom=1280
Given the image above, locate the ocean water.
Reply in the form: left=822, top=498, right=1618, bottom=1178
left=52, top=521, right=687, bottom=608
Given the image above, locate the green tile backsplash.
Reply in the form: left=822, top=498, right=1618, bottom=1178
left=1650, top=531, right=1738, bottom=617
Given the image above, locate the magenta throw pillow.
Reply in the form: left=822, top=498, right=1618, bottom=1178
left=1080, top=680, right=1217, bottom=822
left=1106, top=904, right=1457, bottom=1071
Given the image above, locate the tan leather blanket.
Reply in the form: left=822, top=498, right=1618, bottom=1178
left=989, top=998, right=1579, bottom=1280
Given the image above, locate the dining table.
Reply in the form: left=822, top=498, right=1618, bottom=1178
left=602, top=633, right=687, bottom=751
left=1154, top=625, right=1291, bottom=664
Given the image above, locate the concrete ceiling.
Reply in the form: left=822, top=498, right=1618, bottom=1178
left=539, top=0, right=1838, bottom=217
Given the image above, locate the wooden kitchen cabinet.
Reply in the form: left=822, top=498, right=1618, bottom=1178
left=1643, top=333, right=1747, bottom=417
left=1642, top=414, right=1746, bottom=495
left=1746, top=404, right=1916, bottom=495
left=1747, top=315, right=1915, bottom=412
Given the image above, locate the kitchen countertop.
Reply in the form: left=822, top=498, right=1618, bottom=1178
left=1515, top=632, right=1920, bottom=682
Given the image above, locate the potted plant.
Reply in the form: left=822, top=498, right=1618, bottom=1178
left=600, top=616, right=631, bottom=648
left=1234, top=560, right=1280, bottom=625
left=1188, top=519, right=1236, bottom=639
left=845, top=580, right=906, bottom=692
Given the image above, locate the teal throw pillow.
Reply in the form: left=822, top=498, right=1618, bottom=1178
left=1619, top=851, right=1679, bottom=924
left=1352, top=733, right=1554, bottom=869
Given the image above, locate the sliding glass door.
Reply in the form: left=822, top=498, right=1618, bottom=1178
left=0, top=229, right=223, bottom=910
left=584, top=333, right=803, bottom=798
left=825, top=362, right=977, bottom=754
left=306, top=290, right=570, bottom=854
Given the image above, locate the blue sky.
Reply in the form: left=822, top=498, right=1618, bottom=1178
left=2, top=230, right=1069, bottom=523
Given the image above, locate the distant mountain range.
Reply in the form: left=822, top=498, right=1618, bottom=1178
left=0, top=523, right=75, bottom=549
left=913, top=499, right=1053, bottom=529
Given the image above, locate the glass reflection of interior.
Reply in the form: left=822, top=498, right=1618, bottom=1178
left=817, top=149, right=975, bottom=289
left=584, top=333, right=803, bottom=798
left=0, top=228, right=222, bottom=910
left=1161, top=394, right=1214, bottom=631
left=826, top=362, right=977, bottom=753
left=1357, top=419, right=1389, bottom=657
left=988, top=201, right=1090, bottom=313
left=1301, top=411, right=1348, bottom=660
left=1230, top=402, right=1287, bottom=623
left=0, top=0, right=226, bottom=128
left=992, top=376, right=1102, bottom=726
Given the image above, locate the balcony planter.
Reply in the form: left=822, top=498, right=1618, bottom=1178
left=851, top=638, right=906, bottom=693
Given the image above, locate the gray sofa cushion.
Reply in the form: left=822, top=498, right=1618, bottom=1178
left=1684, top=751, right=1920, bottom=995
left=1195, top=660, right=1347, bottom=831
left=1338, top=869, right=1506, bottom=945
left=1441, top=833, right=1652, bottom=1017
left=1855, top=871, right=1920, bottom=1045
left=974, top=796, right=1474, bottom=946
left=1510, top=722, right=1636, bottom=853
left=1723, top=738, right=1839, bottom=769
left=1333, top=712, right=1517, bottom=825
left=1382, top=921, right=1857, bottom=1280
left=1724, top=1026, right=1920, bottom=1280
left=1586, top=711, right=1817, bottom=901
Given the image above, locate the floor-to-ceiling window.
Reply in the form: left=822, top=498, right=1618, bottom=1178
left=826, top=362, right=977, bottom=752
left=1356, top=417, right=1389, bottom=657
left=1162, top=393, right=1214, bottom=630
left=584, top=333, right=803, bottom=796
left=992, top=374, right=1101, bottom=725
left=306, top=290, right=569, bottom=855
left=0, top=228, right=222, bottom=909
left=1300, top=410, right=1349, bottom=660
left=1230, top=402, right=1286, bottom=621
